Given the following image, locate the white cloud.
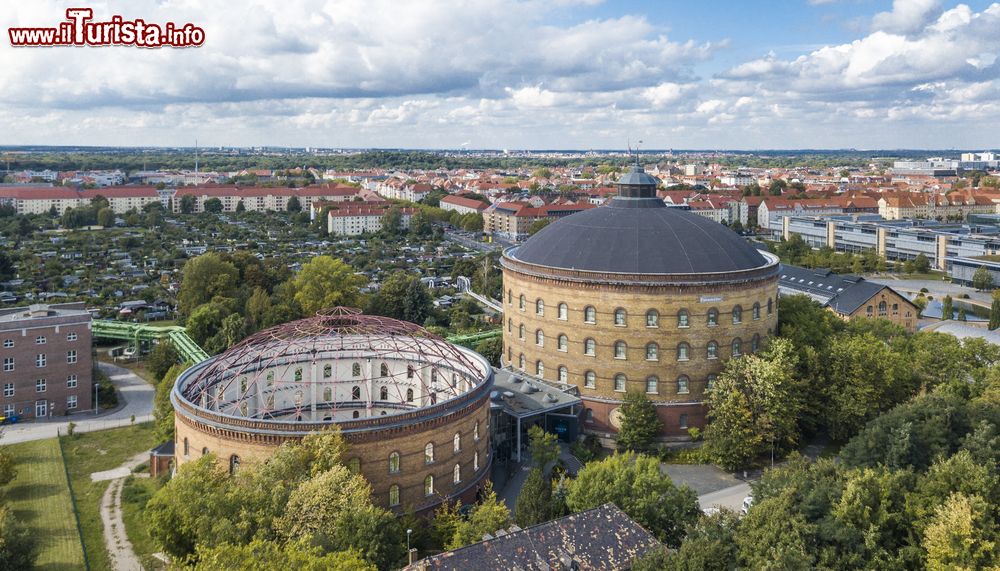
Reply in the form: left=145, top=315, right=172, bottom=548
left=872, top=0, right=942, bottom=35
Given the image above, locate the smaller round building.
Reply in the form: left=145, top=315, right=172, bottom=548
left=171, top=308, right=493, bottom=512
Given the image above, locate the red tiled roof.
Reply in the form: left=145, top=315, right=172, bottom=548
left=440, top=195, right=488, bottom=210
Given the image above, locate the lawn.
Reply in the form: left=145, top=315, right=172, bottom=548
left=121, top=473, right=167, bottom=570
left=4, top=438, right=87, bottom=571
left=60, top=422, right=161, bottom=571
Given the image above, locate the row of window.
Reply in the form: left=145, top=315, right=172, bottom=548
left=518, top=366, right=717, bottom=394
left=2, top=332, right=78, bottom=348
left=2, top=352, right=78, bottom=371
left=584, top=408, right=690, bottom=429
left=2, top=375, right=78, bottom=397
left=511, top=326, right=761, bottom=361
left=278, top=363, right=452, bottom=385
left=509, top=294, right=775, bottom=327
left=2, top=396, right=76, bottom=416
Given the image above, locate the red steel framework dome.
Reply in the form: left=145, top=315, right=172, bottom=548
left=178, top=307, right=490, bottom=425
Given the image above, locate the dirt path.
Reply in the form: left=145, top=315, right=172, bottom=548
left=95, top=452, right=149, bottom=571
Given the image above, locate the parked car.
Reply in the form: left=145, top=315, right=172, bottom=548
left=741, top=495, right=754, bottom=515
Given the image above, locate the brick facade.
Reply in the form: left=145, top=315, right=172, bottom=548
left=501, top=255, right=779, bottom=440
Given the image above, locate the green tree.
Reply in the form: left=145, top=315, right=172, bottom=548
left=180, top=194, right=196, bottom=214
left=922, top=493, right=999, bottom=571
left=146, top=455, right=234, bottom=557
left=286, top=196, right=302, bottom=212
left=515, top=467, right=552, bottom=528
left=177, top=253, right=240, bottom=315
left=703, top=338, right=802, bottom=470
left=448, top=483, right=511, bottom=549
left=292, top=256, right=364, bottom=315
left=214, top=313, right=247, bottom=351
left=147, top=340, right=179, bottom=382
left=381, top=206, right=402, bottom=235
left=940, top=295, right=953, bottom=321
left=193, top=540, right=374, bottom=571
left=0, top=449, right=16, bottom=487
left=616, top=390, right=660, bottom=452
left=566, top=452, right=699, bottom=547
left=914, top=253, right=930, bottom=273
left=736, top=489, right=814, bottom=570
left=204, top=197, right=223, bottom=213
left=97, top=207, right=115, bottom=227
left=244, top=287, right=273, bottom=331
left=186, top=302, right=232, bottom=349
left=409, top=211, right=432, bottom=236
left=655, top=509, right=740, bottom=571
left=473, top=336, right=502, bottom=367
left=235, top=201, right=246, bottom=213
left=990, top=290, right=1000, bottom=330
left=528, top=218, right=551, bottom=236
left=768, top=179, right=787, bottom=196
left=973, top=266, right=994, bottom=291
left=275, top=465, right=376, bottom=539
left=0, top=506, right=37, bottom=570
left=153, top=363, right=187, bottom=442
left=527, top=425, right=559, bottom=472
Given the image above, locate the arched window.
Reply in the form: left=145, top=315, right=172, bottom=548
left=425, top=442, right=434, bottom=463
left=323, top=387, right=333, bottom=401
left=351, top=386, right=361, bottom=400
left=266, top=371, right=274, bottom=387
left=202, top=447, right=208, bottom=456
left=407, top=365, right=414, bottom=379
left=732, top=338, right=742, bottom=357
left=294, top=367, right=303, bottom=382
left=732, top=305, right=742, bottom=324
left=753, top=303, right=761, bottom=320
left=321, top=364, right=332, bottom=378
left=519, top=354, right=526, bottom=370
left=453, top=464, right=462, bottom=484
left=536, top=298, right=544, bottom=315
left=352, top=363, right=361, bottom=377
left=558, top=302, right=568, bottom=320
left=646, top=309, right=659, bottom=327
left=584, top=306, right=596, bottom=324
left=515, top=324, right=523, bottom=340
left=557, top=334, right=568, bottom=351
left=474, top=451, right=480, bottom=471
left=389, top=451, right=400, bottom=473
left=614, top=374, right=627, bottom=392
left=406, top=388, right=414, bottom=402
left=646, top=342, right=659, bottom=361
left=646, top=376, right=659, bottom=394
left=677, top=376, right=690, bottom=394
left=240, top=402, right=248, bottom=416
left=614, top=308, right=627, bottom=326
left=584, top=371, right=596, bottom=389
left=430, top=392, right=437, bottom=405
left=229, top=454, right=240, bottom=475
left=519, top=294, right=526, bottom=310
left=183, top=437, right=189, bottom=456
left=535, top=360, right=545, bottom=378
left=707, top=374, right=717, bottom=390
left=424, top=475, right=434, bottom=496
left=677, top=310, right=689, bottom=328
left=474, top=422, right=480, bottom=441
left=352, top=410, right=360, bottom=419
left=239, top=377, right=247, bottom=393
left=676, top=342, right=689, bottom=361
left=294, top=390, right=304, bottom=406
left=347, top=458, right=360, bottom=473
left=558, top=366, right=568, bottom=383
left=389, top=485, right=400, bottom=506
left=380, top=363, right=389, bottom=377
left=752, top=334, right=760, bottom=353
left=878, top=301, right=887, bottom=316
left=535, top=329, right=544, bottom=346
left=707, top=308, right=719, bottom=326
left=380, top=386, right=388, bottom=400
left=767, top=298, right=773, bottom=315
left=866, top=305, right=874, bottom=316
left=614, top=341, right=627, bottom=359
left=431, top=369, right=438, bottom=384
left=507, top=289, right=512, bottom=304
left=584, top=338, right=596, bottom=356
left=707, top=341, right=718, bottom=359
left=507, top=318, right=512, bottom=332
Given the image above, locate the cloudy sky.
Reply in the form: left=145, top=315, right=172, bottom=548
left=2, top=0, right=1000, bottom=149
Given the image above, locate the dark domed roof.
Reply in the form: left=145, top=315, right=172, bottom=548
left=510, top=198, right=769, bottom=275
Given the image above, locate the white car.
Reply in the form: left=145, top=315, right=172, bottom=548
left=741, top=495, right=754, bottom=515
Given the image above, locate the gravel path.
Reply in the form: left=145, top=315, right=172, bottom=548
left=97, top=452, right=150, bottom=571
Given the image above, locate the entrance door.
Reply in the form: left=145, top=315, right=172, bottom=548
left=35, top=400, right=47, bottom=418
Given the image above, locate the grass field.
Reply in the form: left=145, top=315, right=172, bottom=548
left=121, top=473, right=167, bottom=570
left=4, top=438, right=87, bottom=571
left=60, top=422, right=161, bottom=571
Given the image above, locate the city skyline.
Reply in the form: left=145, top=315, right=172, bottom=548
left=2, top=0, right=1000, bottom=149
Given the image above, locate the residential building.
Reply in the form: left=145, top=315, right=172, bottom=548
left=439, top=195, right=488, bottom=216
left=484, top=200, right=594, bottom=242
left=327, top=204, right=417, bottom=236
left=0, top=186, right=160, bottom=215
left=778, top=265, right=919, bottom=332
left=0, top=303, right=93, bottom=419
left=172, top=184, right=364, bottom=213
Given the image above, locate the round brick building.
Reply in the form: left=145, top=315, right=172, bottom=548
left=171, top=308, right=493, bottom=512
left=500, top=165, right=779, bottom=441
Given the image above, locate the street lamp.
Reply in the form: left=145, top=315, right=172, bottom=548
left=406, top=528, right=412, bottom=553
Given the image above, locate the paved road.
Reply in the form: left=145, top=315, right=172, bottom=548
left=1, top=362, right=155, bottom=445
left=697, top=482, right=752, bottom=512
